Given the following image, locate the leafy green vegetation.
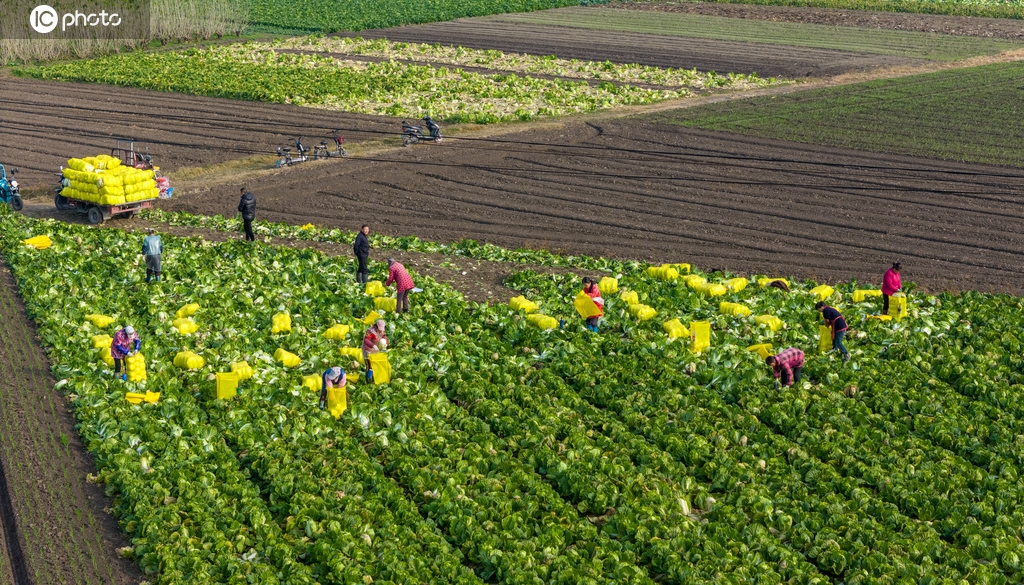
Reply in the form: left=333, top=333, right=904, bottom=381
left=492, top=6, right=1024, bottom=60
left=7, top=207, right=1024, bottom=583
left=655, top=61, right=1024, bottom=166
left=628, top=0, right=1024, bottom=20
left=16, top=42, right=772, bottom=123
left=245, top=0, right=611, bottom=33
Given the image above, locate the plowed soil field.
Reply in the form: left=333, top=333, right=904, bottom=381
left=164, top=120, right=1024, bottom=296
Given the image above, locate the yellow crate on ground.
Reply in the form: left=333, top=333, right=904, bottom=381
left=271, top=312, right=292, bottom=334
left=574, top=293, right=601, bottom=319
left=597, top=277, right=618, bottom=294
left=889, top=292, right=908, bottom=320
left=509, top=296, right=539, bottom=313
left=374, top=297, right=397, bottom=312
left=819, top=326, right=833, bottom=354
left=754, top=315, right=784, bottom=332
left=230, top=361, right=254, bottom=380
left=274, top=348, right=300, bottom=368
left=340, top=346, right=366, bottom=366
left=690, top=321, right=710, bottom=353
left=526, top=313, right=559, bottom=330
left=853, top=289, right=883, bottom=303
left=619, top=290, right=639, bottom=305
left=215, top=372, right=238, bottom=400
left=365, top=281, right=386, bottom=297
left=663, top=319, right=689, bottom=340
left=323, top=324, right=351, bottom=340
left=368, top=353, right=391, bottom=384
left=810, top=285, right=834, bottom=301
left=747, top=343, right=773, bottom=359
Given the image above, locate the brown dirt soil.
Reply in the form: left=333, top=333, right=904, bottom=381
left=154, top=120, right=1024, bottom=296
left=348, top=21, right=924, bottom=78
left=0, top=262, right=143, bottom=584
left=0, top=77, right=397, bottom=187
left=615, top=1, right=1024, bottom=40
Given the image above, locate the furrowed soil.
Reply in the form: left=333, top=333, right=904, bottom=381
left=161, top=120, right=1024, bottom=297
left=0, top=262, right=142, bottom=584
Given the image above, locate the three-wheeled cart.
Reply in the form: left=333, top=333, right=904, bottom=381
left=55, top=139, right=167, bottom=225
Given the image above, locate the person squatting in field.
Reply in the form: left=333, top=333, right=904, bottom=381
left=581, top=276, right=604, bottom=332
left=816, top=301, right=850, bottom=362
left=111, top=325, right=141, bottom=381
left=385, top=258, right=415, bottom=314
left=767, top=347, right=804, bottom=387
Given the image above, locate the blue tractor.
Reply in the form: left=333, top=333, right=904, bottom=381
left=0, top=165, right=23, bottom=212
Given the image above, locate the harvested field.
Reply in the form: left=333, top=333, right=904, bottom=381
left=0, top=77, right=395, bottom=187
left=163, top=120, right=1024, bottom=296
left=351, top=21, right=924, bottom=78
left=0, top=262, right=142, bottom=584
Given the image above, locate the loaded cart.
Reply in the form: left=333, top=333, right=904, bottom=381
left=55, top=139, right=171, bottom=225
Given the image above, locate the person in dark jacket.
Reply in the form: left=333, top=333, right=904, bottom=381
left=353, top=225, right=370, bottom=283
left=237, top=187, right=256, bottom=241
left=816, top=301, right=850, bottom=362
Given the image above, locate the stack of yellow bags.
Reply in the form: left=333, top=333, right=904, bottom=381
left=61, top=156, right=159, bottom=206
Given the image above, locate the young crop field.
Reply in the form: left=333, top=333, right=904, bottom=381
left=655, top=60, right=1024, bottom=167
left=16, top=42, right=771, bottom=123
left=245, top=0, right=610, bottom=32
left=3, top=207, right=1024, bottom=584
left=491, top=6, right=1024, bottom=60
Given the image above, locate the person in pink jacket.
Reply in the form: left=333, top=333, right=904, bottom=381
left=881, top=262, right=902, bottom=315
left=385, top=258, right=415, bottom=314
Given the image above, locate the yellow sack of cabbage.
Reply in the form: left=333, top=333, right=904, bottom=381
left=175, top=303, right=200, bottom=318
left=695, top=283, right=727, bottom=297
left=683, top=275, right=706, bottom=289
left=646, top=265, right=678, bottom=281
left=125, top=352, right=147, bottom=382
left=719, top=302, right=752, bottom=317
left=173, top=351, right=205, bottom=369
left=819, top=325, right=834, bottom=354
left=327, top=387, right=347, bottom=418
left=628, top=303, right=657, bottom=321
left=361, top=311, right=382, bottom=326
left=368, top=353, right=391, bottom=385
left=274, top=348, right=300, bottom=368
left=22, top=235, right=52, bottom=250
left=526, top=313, right=559, bottom=331
left=663, top=319, right=689, bottom=340
left=91, top=334, right=112, bottom=349
left=302, top=374, right=320, bottom=392
left=230, top=361, right=254, bottom=380
left=725, top=278, right=748, bottom=292
left=365, top=281, right=386, bottom=297
left=619, top=290, right=639, bottom=305
left=86, top=314, right=114, bottom=329
left=271, top=313, right=292, bottom=334
left=340, top=346, right=365, bottom=366
left=374, top=297, right=397, bottom=313
left=810, top=285, right=834, bottom=301
left=574, top=292, right=601, bottom=319
left=324, top=324, right=350, bottom=340
left=747, top=343, right=773, bottom=359
left=755, top=315, right=784, bottom=332
left=597, top=277, right=618, bottom=294
left=172, top=317, right=198, bottom=335
left=509, top=296, right=538, bottom=313
left=97, top=346, right=114, bottom=366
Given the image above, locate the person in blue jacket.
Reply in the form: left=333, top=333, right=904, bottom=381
left=816, top=301, right=850, bottom=362
left=319, top=366, right=346, bottom=410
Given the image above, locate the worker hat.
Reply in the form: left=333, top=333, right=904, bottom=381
left=375, top=319, right=386, bottom=330
left=124, top=325, right=135, bottom=335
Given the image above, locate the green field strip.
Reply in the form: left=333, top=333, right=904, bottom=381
left=648, top=0, right=1024, bottom=21
left=489, top=6, right=1023, bottom=60
left=656, top=60, right=1024, bottom=167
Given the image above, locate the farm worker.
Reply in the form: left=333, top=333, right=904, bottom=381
left=318, top=366, right=347, bottom=411
left=110, top=325, right=141, bottom=381
left=766, top=347, right=804, bottom=388
left=581, top=276, right=604, bottom=332
left=362, top=319, right=388, bottom=382
left=385, top=258, right=415, bottom=314
left=815, top=301, right=850, bottom=362
left=237, top=187, right=256, bottom=242
left=142, top=228, right=162, bottom=283
left=353, top=224, right=371, bottom=283
left=881, top=261, right=902, bottom=315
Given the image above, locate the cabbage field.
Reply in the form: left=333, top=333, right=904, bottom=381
left=2, top=207, right=1024, bottom=584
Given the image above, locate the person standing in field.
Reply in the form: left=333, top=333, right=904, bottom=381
left=881, top=262, right=901, bottom=315
left=385, top=258, right=415, bottom=314
left=816, top=301, right=850, bottom=362
left=766, top=347, right=804, bottom=388
left=319, top=366, right=346, bottom=411
left=110, top=325, right=141, bottom=381
left=142, top=228, right=162, bottom=283
left=237, top=187, right=256, bottom=242
left=581, top=276, right=604, bottom=332
left=354, top=225, right=370, bottom=284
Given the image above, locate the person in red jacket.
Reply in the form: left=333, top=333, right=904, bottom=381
left=816, top=301, right=850, bottom=362
left=581, top=277, right=604, bottom=332
left=881, top=262, right=902, bottom=315
left=362, top=319, right=387, bottom=382
left=385, top=258, right=415, bottom=314
left=766, top=347, right=804, bottom=387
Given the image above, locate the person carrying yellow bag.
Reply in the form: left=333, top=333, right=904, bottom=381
left=580, top=277, right=604, bottom=332
left=318, top=366, right=347, bottom=417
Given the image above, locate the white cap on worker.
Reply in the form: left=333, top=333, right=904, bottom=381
left=124, top=325, right=135, bottom=335
left=375, top=319, right=386, bottom=330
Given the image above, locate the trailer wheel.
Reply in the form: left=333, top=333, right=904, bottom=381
left=87, top=206, right=103, bottom=225
left=55, top=194, right=69, bottom=211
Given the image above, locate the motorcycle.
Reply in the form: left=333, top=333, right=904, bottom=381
left=0, top=165, right=23, bottom=212
left=276, top=138, right=309, bottom=167
left=313, top=129, right=348, bottom=160
left=402, top=116, right=443, bottom=146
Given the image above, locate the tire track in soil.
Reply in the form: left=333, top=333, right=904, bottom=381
left=0, top=261, right=142, bottom=585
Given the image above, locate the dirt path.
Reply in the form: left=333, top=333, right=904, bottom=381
left=613, top=1, right=1024, bottom=40
left=0, top=262, right=142, bottom=585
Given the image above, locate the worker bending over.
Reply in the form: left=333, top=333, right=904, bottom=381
left=816, top=301, right=850, bottom=362
left=766, top=347, right=804, bottom=388
left=385, top=258, right=415, bottom=314
left=581, top=277, right=604, bottom=332
left=319, top=366, right=347, bottom=411
left=111, top=325, right=141, bottom=381
left=363, top=319, right=388, bottom=382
